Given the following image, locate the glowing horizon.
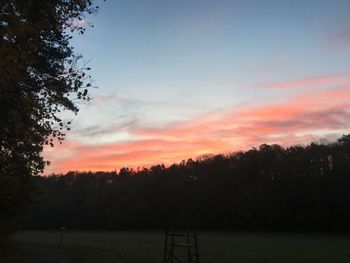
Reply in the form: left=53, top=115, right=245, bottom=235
left=45, top=73, right=350, bottom=174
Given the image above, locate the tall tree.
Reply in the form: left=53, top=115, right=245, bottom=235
left=0, top=0, right=97, bottom=220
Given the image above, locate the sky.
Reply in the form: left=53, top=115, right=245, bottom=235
left=45, top=0, right=350, bottom=174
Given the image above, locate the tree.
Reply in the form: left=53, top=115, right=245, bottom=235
left=0, top=0, right=98, bottom=220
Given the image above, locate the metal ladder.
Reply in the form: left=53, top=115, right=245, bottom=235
left=163, top=222, right=200, bottom=263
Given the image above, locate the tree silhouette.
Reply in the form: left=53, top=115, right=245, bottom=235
left=0, top=0, right=98, bottom=223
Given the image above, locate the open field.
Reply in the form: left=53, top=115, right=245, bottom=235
left=11, top=230, right=350, bottom=263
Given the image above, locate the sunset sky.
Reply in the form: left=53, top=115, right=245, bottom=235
left=45, top=0, right=350, bottom=174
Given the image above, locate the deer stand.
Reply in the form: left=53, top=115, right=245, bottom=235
left=163, top=222, right=199, bottom=263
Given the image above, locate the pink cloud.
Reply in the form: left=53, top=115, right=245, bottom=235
left=45, top=138, right=229, bottom=173
left=261, top=74, right=350, bottom=89
left=44, top=85, right=350, bottom=174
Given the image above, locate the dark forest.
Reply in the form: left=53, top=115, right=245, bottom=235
left=16, top=134, right=350, bottom=231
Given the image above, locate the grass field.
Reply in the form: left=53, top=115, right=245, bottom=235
left=11, top=230, right=350, bottom=263
left=0, top=236, right=26, bottom=263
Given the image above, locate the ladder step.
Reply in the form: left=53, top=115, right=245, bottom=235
left=167, top=233, right=196, bottom=237
left=174, top=242, right=195, bottom=247
left=168, top=233, right=187, bottom=237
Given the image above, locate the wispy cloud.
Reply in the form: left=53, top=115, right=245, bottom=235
left=260, top=74, right=350, bottom=89
left=324, top=18, right=350, bottom=51
left=73, top=118, right=138, bottom=137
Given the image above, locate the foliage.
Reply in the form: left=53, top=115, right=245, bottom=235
left=0, top=0, right=97, bottom=219
left=16, top=135, right=350, bottom=231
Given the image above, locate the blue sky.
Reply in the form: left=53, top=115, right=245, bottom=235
left=45, top=0, right=350, bottom=173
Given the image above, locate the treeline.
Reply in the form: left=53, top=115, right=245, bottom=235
left=16, top=135, right=350, bottom=231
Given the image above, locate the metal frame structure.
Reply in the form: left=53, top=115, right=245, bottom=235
left=163, top=223, right=199, bottom=263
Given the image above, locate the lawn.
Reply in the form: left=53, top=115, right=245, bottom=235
left=11, top=230, right=350, bottom=263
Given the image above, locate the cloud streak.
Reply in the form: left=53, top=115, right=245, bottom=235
left=260, top=74, right=350, bottom=89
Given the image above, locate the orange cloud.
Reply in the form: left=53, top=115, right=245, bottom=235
left=44, top=85, right=350, bottom=174
left=45, top=138, right=229, bottom=173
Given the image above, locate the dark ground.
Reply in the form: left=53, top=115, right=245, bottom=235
left=23, top=244, right=72, bottom=263
left=11, top=230, right=350, bottom=263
